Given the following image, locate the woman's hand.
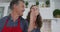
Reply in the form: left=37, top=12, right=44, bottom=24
left=28, top=11, right=36, bottom=32
left=30, top=6, right=39, bottom=22
left=35, top=7, right=39, bottom=17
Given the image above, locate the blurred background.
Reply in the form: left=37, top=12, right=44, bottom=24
left=0, top=0, right=60, bottom=32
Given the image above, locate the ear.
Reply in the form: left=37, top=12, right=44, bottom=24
left=13, top=4, right=18, bottom=9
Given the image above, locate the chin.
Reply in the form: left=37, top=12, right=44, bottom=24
left=19, top=12, right=23, bottom=16
left=21, top=14, right=23, bottom=16
left=20, top=14, right=23, bottom=16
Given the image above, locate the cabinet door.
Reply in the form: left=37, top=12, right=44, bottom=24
left=0, top=7, right=4, bottom=18
left=41, top=19, right=51, bottom=32
left=51, top=19, right=60, bottom=32
left=0, top=3, right=9, bottom=18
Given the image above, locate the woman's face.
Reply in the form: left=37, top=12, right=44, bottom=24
left=30, top=6, right=39, bottom=16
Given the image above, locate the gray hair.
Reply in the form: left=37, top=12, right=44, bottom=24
left=9, top=0, right=24, bottom=10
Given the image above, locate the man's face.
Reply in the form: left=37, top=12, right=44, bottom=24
left=15, top=1, right=25, bottom=16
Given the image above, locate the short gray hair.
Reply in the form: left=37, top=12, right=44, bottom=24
left=9, top=0, right=24, bottom=10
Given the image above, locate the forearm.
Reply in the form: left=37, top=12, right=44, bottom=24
left=28, top=21, right=34, bottom=32
left=28, top=15, right=37, bottom=32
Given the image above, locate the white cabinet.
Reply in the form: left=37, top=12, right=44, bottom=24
left=41, top=19, right=60, bottom=32
left=0, top=3, right=9, bottom=18
left=51, top=19, right=60, bottom=32
left=41, top=19, right=51, bottom=32
left=0, top=7, right=4, bottom=18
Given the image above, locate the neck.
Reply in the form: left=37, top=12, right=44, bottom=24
left=11, top=10, right=19, bottom=22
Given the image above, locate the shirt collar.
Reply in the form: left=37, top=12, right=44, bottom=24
left=8, top=14, right=22, bottom=21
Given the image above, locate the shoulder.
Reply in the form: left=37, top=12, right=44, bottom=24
left=20, top=17, right=28, bottom=26
left=20, top=17, right=28, bottom=23
left=0, top=16, right=8, bottom=23
left=20, top=17, right=26, bottom=21
left=0, top=16, right=8, bottom=26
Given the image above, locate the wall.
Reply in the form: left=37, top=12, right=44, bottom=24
left=0, top=0, right=11, bottom=3
left=0, top=0, right=55, bottom=19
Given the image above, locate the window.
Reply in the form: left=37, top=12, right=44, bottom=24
left=0, top=7, right=4, bottom=18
